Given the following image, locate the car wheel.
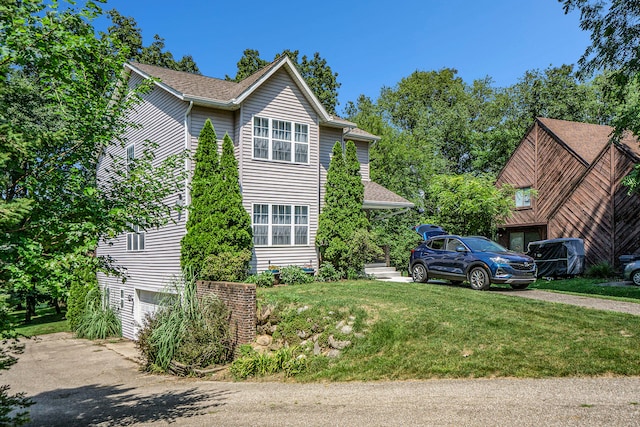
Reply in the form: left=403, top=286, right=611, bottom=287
left=468, top=267, right=491, bottom=290
left=632, top=270, right=640, bottom=286
left=510, top=283, right=529, bottom=290
left=412, top=264, right=428, bottom=283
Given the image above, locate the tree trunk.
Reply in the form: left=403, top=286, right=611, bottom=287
left=25, top=295, right=37, bottom=322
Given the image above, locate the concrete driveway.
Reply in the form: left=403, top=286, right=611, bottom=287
left=3, top=332, right=640, bottom=426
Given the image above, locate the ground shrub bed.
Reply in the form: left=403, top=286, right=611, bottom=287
left=255, top=279, right=640, bottom=381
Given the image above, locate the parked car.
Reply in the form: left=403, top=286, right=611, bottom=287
left=409, top=235, right=537, bottom=290
left=623, top=260, right=640, bottom=286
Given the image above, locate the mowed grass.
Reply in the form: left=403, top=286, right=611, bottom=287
left=259, top=280, right=640, bottom=381
left=10, top=305, right=70, bottom=337
left=529, top=277, right=640, bottom=302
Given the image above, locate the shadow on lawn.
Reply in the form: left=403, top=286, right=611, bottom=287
left=28, top=383, right=233, bottom=426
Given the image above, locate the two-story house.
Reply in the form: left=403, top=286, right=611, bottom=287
left=496, top=117, right=640, bottom=267
left=96, top=56, right=413, bottom=339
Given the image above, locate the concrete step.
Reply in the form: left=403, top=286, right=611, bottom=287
left=365, top=265, right=405, bottom=279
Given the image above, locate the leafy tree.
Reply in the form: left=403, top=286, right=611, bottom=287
left=424, top=174, right=514, bottom=238
left=227, top=49, right=341, bottom=114
left=560, top=0, right=640, bottom=194
left=106, top=10, right=200, bottom=74
left=317, top=141, right=374, bottom=276
left=1, top=1, right=187, bottom=321
left=181, top=121, right=252, bottom=280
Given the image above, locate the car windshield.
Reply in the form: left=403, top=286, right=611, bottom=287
left=463, top=237, right=509, bottom=253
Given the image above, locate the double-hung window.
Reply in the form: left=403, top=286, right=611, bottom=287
left=515, top=187, right=531, bottom=208
left=126, top=224, right=145, bottom=251
left=253, top=117, right=309, bottom=163
left=126, top=144, right=135, bottom=171
left=252, top=204, right=308, bottom=246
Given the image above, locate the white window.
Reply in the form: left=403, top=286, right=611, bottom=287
left=126, top=144, right=135, bottom=171
left=252, top=204, right=309, bottom=246
left=515, top=187, right=531, bottom=208
left=126, top=224, right=145, bottom=251
left=253, top=117, right=309, bottom=163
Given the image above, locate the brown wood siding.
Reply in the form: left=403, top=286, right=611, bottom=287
left=548, top=148, right=613, bottom=265
left=497, top=131, right=536, bottom=226
left=613, top=147, right=640, bottom=260
left=535, top=128, right=586, bottom=221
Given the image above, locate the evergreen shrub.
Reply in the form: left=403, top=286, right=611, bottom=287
left=279, top=265, right=314, bottom=285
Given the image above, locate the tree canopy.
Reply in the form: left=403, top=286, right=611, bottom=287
left=561, top=0, right=640, bottom=194
left=1, top=1, right=186, bottom=319
left=106, top=9, right=200, bottom=73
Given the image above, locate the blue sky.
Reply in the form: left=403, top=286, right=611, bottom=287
left=96, top=0, right=591, bottom=115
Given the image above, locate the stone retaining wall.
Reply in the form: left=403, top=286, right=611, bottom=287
left=196, top=281, right=256, bottom=348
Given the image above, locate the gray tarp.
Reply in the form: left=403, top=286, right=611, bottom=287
left=527, top=238, right=585, bottom=278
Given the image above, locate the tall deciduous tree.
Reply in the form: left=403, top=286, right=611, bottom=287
left=560, top=0, right=640, bottom=194
left=1, top=0, right=187, bottom=420
left=106, top=10, right=200, bottom=74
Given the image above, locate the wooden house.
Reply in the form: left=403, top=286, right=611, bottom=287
left=496, top=117, right=640, bottom=267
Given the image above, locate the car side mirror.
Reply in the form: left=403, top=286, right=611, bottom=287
left=455, top=246, right=467, bottom=253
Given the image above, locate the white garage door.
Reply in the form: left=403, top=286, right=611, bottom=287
left=136, top=289, right=162, bottom=327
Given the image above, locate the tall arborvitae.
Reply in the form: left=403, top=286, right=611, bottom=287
left=344, top=140, right=368, bottom=230
left=180, top=119, right=220, bottom=275
left=218, top=133, right=253, bottom=255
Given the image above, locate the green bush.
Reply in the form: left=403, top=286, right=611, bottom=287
left=74, top=288, right=121, bottom=340
left=316, top=262, right=342, bottom=282
left=585, top=261, right=616, bottom=279
left=67, top=267, right=98, bottom=331
left=229, top=346, right=307, bottom=379
left=279, top=266, right=314, bottom=285
left=136, top=271, right=233, bottom=373
left=201, top=249, right=252, bottom=282
left=246, top=271, right=275, bottom=287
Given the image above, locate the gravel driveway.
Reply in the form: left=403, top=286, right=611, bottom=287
left=3, top=332, right=640, bottom=426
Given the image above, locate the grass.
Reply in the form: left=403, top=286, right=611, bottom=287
left=529, top=277, right=640, bottom=302
left=258, top=279, right=640, bottom=381
left=10, top=305, right=70, bottom=337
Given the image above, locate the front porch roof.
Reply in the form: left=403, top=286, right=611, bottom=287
left=363, top=181, right=414, bottom=209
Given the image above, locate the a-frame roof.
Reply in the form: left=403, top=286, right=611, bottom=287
left=538, top=117, right=640, bottom=164
left=126, top=57, right=355, bottom=129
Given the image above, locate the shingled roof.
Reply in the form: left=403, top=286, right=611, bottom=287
left=363, top=181, right=414, bottom=209
left=538, top=117, right=640, bottom=164
left=126, top=58, right=358, bottom=130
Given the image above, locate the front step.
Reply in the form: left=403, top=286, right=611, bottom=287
left=365, top=265, right=403, bottom=279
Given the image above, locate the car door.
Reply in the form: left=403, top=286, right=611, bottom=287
left=442, top=238, right=471, bottom=279
left=424, top=237, right=447, bottom=275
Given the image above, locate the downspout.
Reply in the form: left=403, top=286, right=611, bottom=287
left=184, top=101, right=194, bottom=221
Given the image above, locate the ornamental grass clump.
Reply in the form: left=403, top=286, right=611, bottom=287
left=74, top=288, right=121, bottom=340
left=136, top=270, right=233, bottom=373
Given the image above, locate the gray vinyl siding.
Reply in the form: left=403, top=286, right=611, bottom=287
left=355, top=140, right=370, bottom=180
left=318, top=127, right=344, bottom=213
left=96, top=74, right=188, bottom=339
left=239, top=68, right=320, bottom=272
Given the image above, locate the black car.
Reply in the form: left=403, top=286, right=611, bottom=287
left=409, top=235, right=537, bottom=290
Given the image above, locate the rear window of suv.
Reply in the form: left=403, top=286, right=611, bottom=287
left=428, top=238, right=446, bottom=250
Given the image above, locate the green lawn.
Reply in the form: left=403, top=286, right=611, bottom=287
left=258, top=279, right=640, bottom=381
left=10, top=305, right=70, bottom=337
left=529, top=277, right=640, bottom=302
